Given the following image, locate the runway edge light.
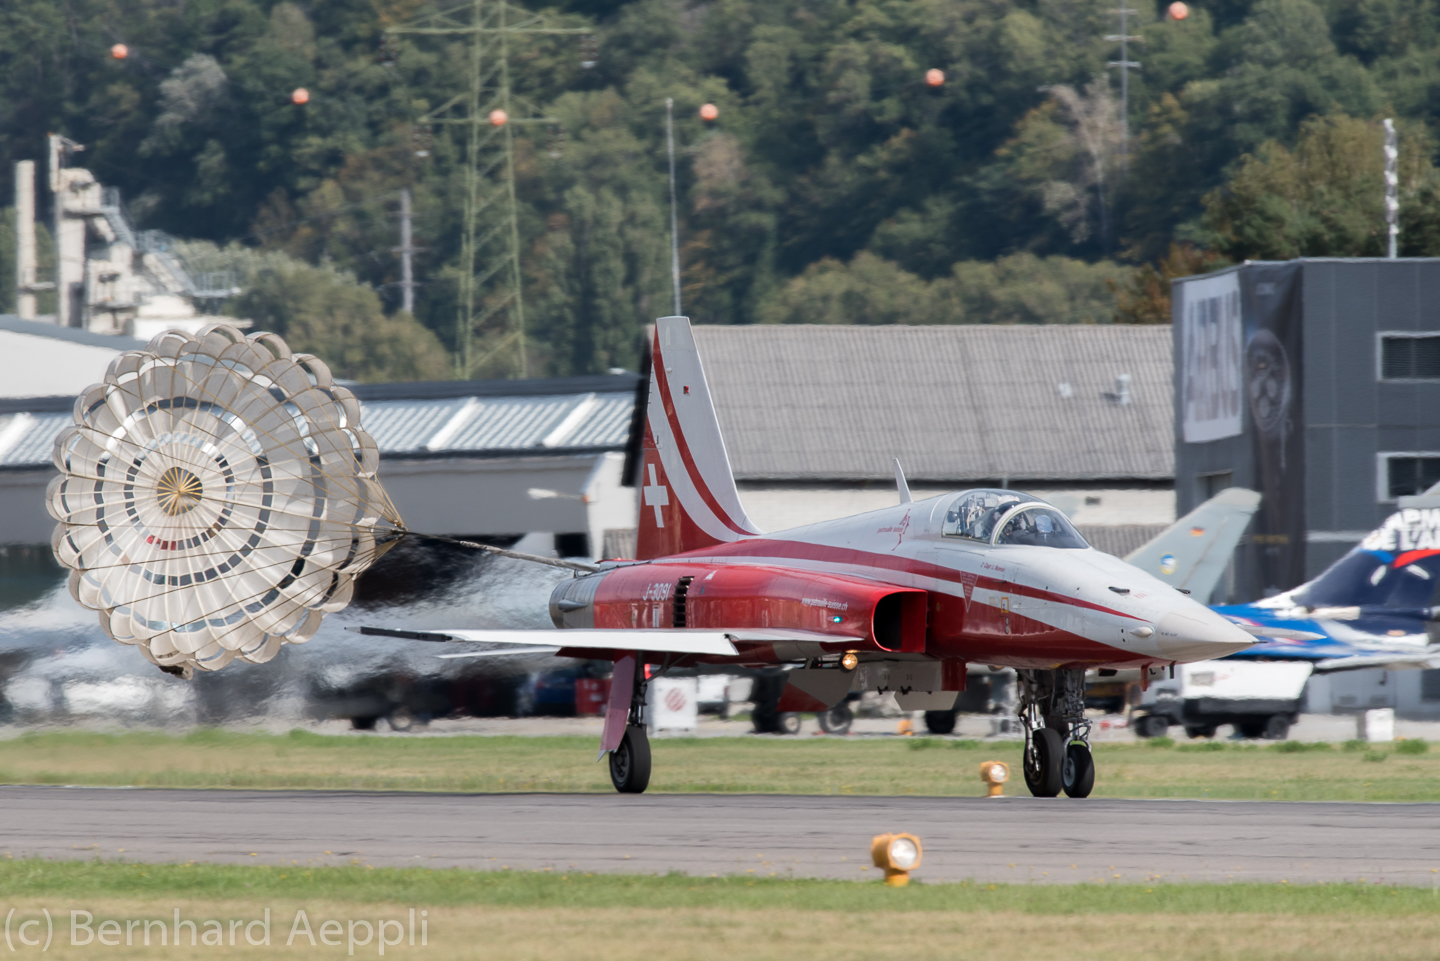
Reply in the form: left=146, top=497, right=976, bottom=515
left=871, top=833, right=922, bottom=886
left=980, top=760, right=1009, bottom=797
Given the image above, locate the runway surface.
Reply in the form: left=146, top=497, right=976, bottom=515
left=3, top=786, right=1439, bottom=885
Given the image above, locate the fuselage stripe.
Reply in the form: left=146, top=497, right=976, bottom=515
left=663, top=537, right=1144, bottom=623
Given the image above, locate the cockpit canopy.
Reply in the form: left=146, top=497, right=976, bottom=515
left=940, top=489, right=1089, bottom=549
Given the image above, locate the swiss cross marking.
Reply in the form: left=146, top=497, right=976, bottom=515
left=643, top=463, right=670, bottom=527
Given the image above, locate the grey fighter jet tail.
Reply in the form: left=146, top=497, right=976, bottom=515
left=1124, top=487, right=1262, bottom=602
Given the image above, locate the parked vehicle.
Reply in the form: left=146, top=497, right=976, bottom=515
left=1132, top=660, right=1313, bottom=740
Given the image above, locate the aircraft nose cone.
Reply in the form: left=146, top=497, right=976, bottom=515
left=1154, top=607, right=1256, bottom=661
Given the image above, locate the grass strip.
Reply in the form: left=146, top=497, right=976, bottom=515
left=0, top=729, right=1438, bottom=800
left=1, top=860, right=1439, bottom=914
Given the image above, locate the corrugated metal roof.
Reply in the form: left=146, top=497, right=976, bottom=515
left=0, top=391, right=633, bottom=470
left=0, top=326, right=1174, bottom=483
left=691, top=325, right=1174, bottom=483
left=565, top=393, right=634, bottom=448
left=0, top=412, right=70, bottom=469
left=361, top=397, right=472, bottom=453
left=445, top=396, right=581, bottom=450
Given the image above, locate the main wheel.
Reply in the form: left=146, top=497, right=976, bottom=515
left=609, top=725, right=652, bottom=794
left=818, top=705, right=854, bottom=735
left=777, top=712, right=802, bottom=735
left=1024, top=727, right=1064, bottom=797
left=923, top=710, right=958, bottom=735
left=1062, top=742, right=1095, bottom=798
left=1263, top=714, right=1291, bottom=740
left=1135, top=714, right=1168, bottom=739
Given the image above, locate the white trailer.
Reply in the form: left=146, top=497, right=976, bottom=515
left=1134, top=660, right=1314, bottom=740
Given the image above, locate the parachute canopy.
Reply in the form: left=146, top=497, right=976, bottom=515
left=47, top=324, right=403, bottom=675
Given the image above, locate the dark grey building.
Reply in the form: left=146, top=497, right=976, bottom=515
left=1173, top=258, right=1440, bottom=602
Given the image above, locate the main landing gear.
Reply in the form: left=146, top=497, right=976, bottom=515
left=609, top=659, right=652, bottom=794
left=1018, top=669, right=1094, bottom=799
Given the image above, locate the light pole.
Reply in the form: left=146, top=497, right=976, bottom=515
left=666, top=98, right=682, bottom=317
left=1385, top=118, right=1399, bottom=259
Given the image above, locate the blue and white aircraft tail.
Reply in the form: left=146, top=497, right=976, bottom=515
left=1219, top=491, right=1440, bottom=672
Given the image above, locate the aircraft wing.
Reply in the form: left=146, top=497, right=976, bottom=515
left=348, top=626, right=862, bottom=659
left=1313, top=651, right=1440, bottom=673
left=1124, top=487, right=1261, bottom=601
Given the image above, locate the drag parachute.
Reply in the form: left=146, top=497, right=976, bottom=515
left=47, top=324, right=403, bottom=676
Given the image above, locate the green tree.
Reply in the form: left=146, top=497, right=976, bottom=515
left=1202, top=114, right=1438, bottom=260
left=756, top=251, right=1133, bottom=326
left=183, top=242, right=451, bottom=383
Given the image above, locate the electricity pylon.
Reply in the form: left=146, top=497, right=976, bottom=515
left=390, top=1, right=584, bottom=379
left=1106, top=6, right=1142, bottom=171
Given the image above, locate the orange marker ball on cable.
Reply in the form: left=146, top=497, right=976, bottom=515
left=1168, top=2, right=1189, bottom=19
left=111, top=44, right=129, bottom=60
left=699, top=103, right=719, bottom=122
left=291, top=88, right=310, bottom=105
left=925, top=68, right=944, bottom=87
left=489, top=109, right=508, bottom=126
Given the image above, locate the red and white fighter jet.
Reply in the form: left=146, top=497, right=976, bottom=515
left=362, top=317, right=1255, bottom=797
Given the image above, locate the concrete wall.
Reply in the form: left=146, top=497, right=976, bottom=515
left=379, top=451, right=635, bottom=560
left=1301, top=261, right=1440, bottom=577
left=0, top=470, right=58, bottom=543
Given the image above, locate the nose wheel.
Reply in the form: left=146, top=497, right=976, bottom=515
left=1018, top=669, right=1094, bottom=798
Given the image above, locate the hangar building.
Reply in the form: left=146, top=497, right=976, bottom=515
left=1172, top=258, right=1440, bottom=601
left=685, top=324, right=1176, bottom=557
left=0, top=321, right=1177, bottom=561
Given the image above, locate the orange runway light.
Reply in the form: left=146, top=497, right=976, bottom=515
left=291, top=88, right=310, bottom=105
left=490, top=109, right=509, bottom=126
left=980, top=760, right=1009, bottom=797
left=111, top=44, right=129, bottom=60
left=925, top=68, right=944, bottom=87
left=699, top=103, right=719, bottom=121
left=871, top=833, right=922, bottom=886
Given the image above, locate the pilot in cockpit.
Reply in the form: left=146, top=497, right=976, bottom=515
left=942, top=490, right=1088, bottom=549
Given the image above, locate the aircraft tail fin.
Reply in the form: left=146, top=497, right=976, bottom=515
left=635, top=317, right=761, bottom=559
left=1125, top=487, right=1261, bottom=601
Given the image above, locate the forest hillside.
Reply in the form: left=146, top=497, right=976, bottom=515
left=2, top=0, right=1437, bottom=379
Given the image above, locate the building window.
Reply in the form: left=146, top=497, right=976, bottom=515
left=1380, top=334, right=1440, bottom=380
left=1422, top=669, right=1440, bottom=702
left=1197, top=471, right=1233, bottom=502
left=1379, top=453, right=1440, bottom=501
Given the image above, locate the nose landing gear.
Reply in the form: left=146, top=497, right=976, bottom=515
left=1019, top=668, right=1094, bottom=798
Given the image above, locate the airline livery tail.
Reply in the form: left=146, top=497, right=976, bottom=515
left=635, top=317, right=761, bottom=559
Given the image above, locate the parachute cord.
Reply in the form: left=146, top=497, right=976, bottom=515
left=400, top=530, right=601, bottom=573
